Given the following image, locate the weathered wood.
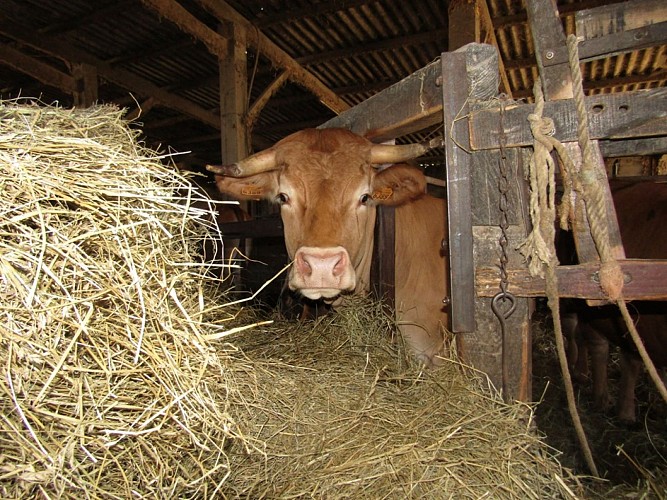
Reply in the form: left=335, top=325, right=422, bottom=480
left=72, top=63, right=98, bottom=108
left=575, top=0, right=667, bottom=40
left=476, top=260, right=667, bottom=300
left=600, top=137, right=667, bottom=157
left=469, top=88, right=667, bottom=150
left=448, top=0, right=480, bottom=51
left=219, top=21, right=248, bottom=164
left=246, top=71, right=290, bottom=132
left=196, top=0, right=350, bottom=115
left=569, top=22, right=667, bottom=63
left=442, top=50, right=475, bottom=334
left=525, top=0, right=572, bottom=100
left=321, top=59, right=442, bottom=141
left=0, top=43, right=76, bottom=94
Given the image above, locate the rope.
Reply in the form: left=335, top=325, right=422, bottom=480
left=566, top=34, right=667, bottom=406
left=521, top=80, right=599, bottom=477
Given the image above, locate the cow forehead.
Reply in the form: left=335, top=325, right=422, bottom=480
left=278, top=143, right=372, bottom=186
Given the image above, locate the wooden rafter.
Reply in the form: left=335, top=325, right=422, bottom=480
left=195, top=0, right=350, bottom=115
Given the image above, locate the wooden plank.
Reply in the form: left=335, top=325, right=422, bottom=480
left=600, top=137, right=667, bottom=157
left=72, top=63, right=98, bottom=108
left=197, top=0, right=350, bottom=115
left=320, top=59, right=442, bottom=141
left=0, top=43, right=76, bottom=94
left=575, top=0, right=667, bottom=40
left=469, top=88, right=667, bottom=150
left=442, top=50, right=475, bottom=334
left=525, top=0, right=572, bottom=100
left=476, top=260, right=667, bottom=300
left=548, top=21, right=667, bottom=65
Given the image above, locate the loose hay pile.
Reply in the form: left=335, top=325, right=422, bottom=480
left=1, top=100, right=583, bottom=499
left=226, top=299, right=582, bottom=498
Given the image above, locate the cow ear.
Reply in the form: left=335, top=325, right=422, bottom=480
left=214, top=172, right=278, bottom=201
left=371, top=163, right=426, bottom=206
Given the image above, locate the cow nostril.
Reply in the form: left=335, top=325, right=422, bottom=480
left=331, top=252, right=347, bottom=277
left=296, top=252, right=312, bottom=276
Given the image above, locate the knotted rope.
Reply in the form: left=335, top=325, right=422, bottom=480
left=564, top=34, right=667, bottom=407
left=521, top=79, right=598, bottom=477
left=522, top=35, right=667, bottom=477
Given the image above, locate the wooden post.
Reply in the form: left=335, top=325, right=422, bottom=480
left=72, top=63, right=98, bottom=108
left=219, top=21, right=248, bottom=163
left=442, top=43, right=533, bottom=401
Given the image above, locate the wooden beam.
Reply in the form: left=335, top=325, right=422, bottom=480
left=195, top=0, right=350, bottom=115
left=525, top=0, right=572, bottom=100
left=575, top=0, right=667, bottom=41
left=476, top=260, right=667, bottom=300
left=320, top=59, right=442, bottom=140
left=0, top=21, right=221, bottom=128
left=469, top=88, right=667, bottom=150
left=139, top=0, right=229, bottom=59
left=0, top=43, right=76, bottom=94
left=246, top=71, right=290, bottom=131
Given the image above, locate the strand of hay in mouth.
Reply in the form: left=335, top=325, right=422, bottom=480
left=0, top=100, right=256, bottom=498
left=224, top=297, right=584, bottom=499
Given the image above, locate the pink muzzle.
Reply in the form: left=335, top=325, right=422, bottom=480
left=290, top=246, right=356, bottom=299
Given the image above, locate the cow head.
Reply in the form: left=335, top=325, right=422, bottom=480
left=207, top=128, right=439, bottom=301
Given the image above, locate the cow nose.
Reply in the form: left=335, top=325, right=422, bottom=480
left=295, top=248, right=347, bottom=278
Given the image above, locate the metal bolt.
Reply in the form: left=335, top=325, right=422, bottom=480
left=435, top=76, right=443, bottom=87
left=545, top=50, right=555, bottom=60
left=442, top=296, right=451, bottom=306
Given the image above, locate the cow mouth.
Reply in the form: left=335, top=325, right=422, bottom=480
left=296, top=287, right=350, bottom=300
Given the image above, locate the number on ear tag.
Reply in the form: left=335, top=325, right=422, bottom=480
left=372, top=187, right=393, bottom=201
left=241, top=186, right=264, bottom=197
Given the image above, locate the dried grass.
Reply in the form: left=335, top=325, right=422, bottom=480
left=0, top=100, right=254, bottom=499
left=224, top=298, right=583, bottom=498
left=0, top=100, right=584, bottom=499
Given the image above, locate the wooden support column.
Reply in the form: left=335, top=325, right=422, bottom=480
left=72, top=63, right=98, bottom=107
left=443, top=43, right=533, bottom=401
left=219, top=21, right=248, bottom=163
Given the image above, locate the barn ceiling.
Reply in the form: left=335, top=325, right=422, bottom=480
left=0, top=0, right=665, bottom=171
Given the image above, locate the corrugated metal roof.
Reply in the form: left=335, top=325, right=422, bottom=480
left=0, top=0, right=664, bottom=168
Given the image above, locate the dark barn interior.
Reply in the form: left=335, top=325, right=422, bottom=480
left=1, top=0, right=667, bottom=495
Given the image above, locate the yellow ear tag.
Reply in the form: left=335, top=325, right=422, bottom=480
left=241, top=186, right=264, bottom=197
left=372, top=187, right=393, bottom=201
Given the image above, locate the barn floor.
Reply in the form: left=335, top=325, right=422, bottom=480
left=531, top=301, right=667, bottom=498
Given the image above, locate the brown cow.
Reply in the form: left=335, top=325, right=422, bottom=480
left=565, top=180, right=667, bottom=422
left=207, top=128, right=448, bottom=365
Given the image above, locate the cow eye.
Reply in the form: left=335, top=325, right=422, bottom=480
left=359, top=193, right=371, bottom=205
left=277, top=193, right=289, bottom=205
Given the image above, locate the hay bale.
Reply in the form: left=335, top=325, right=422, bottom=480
left=0, top=101, right=252, bottom=498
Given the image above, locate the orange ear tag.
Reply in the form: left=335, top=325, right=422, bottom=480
left=241, top=186, right=264, bottom=197
left=372, top=187, right=393, bottom=201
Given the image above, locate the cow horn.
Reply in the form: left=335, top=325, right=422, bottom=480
left=206, top=148, right=277, bottom=177
left=370, top=137, right=444, bottom=164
